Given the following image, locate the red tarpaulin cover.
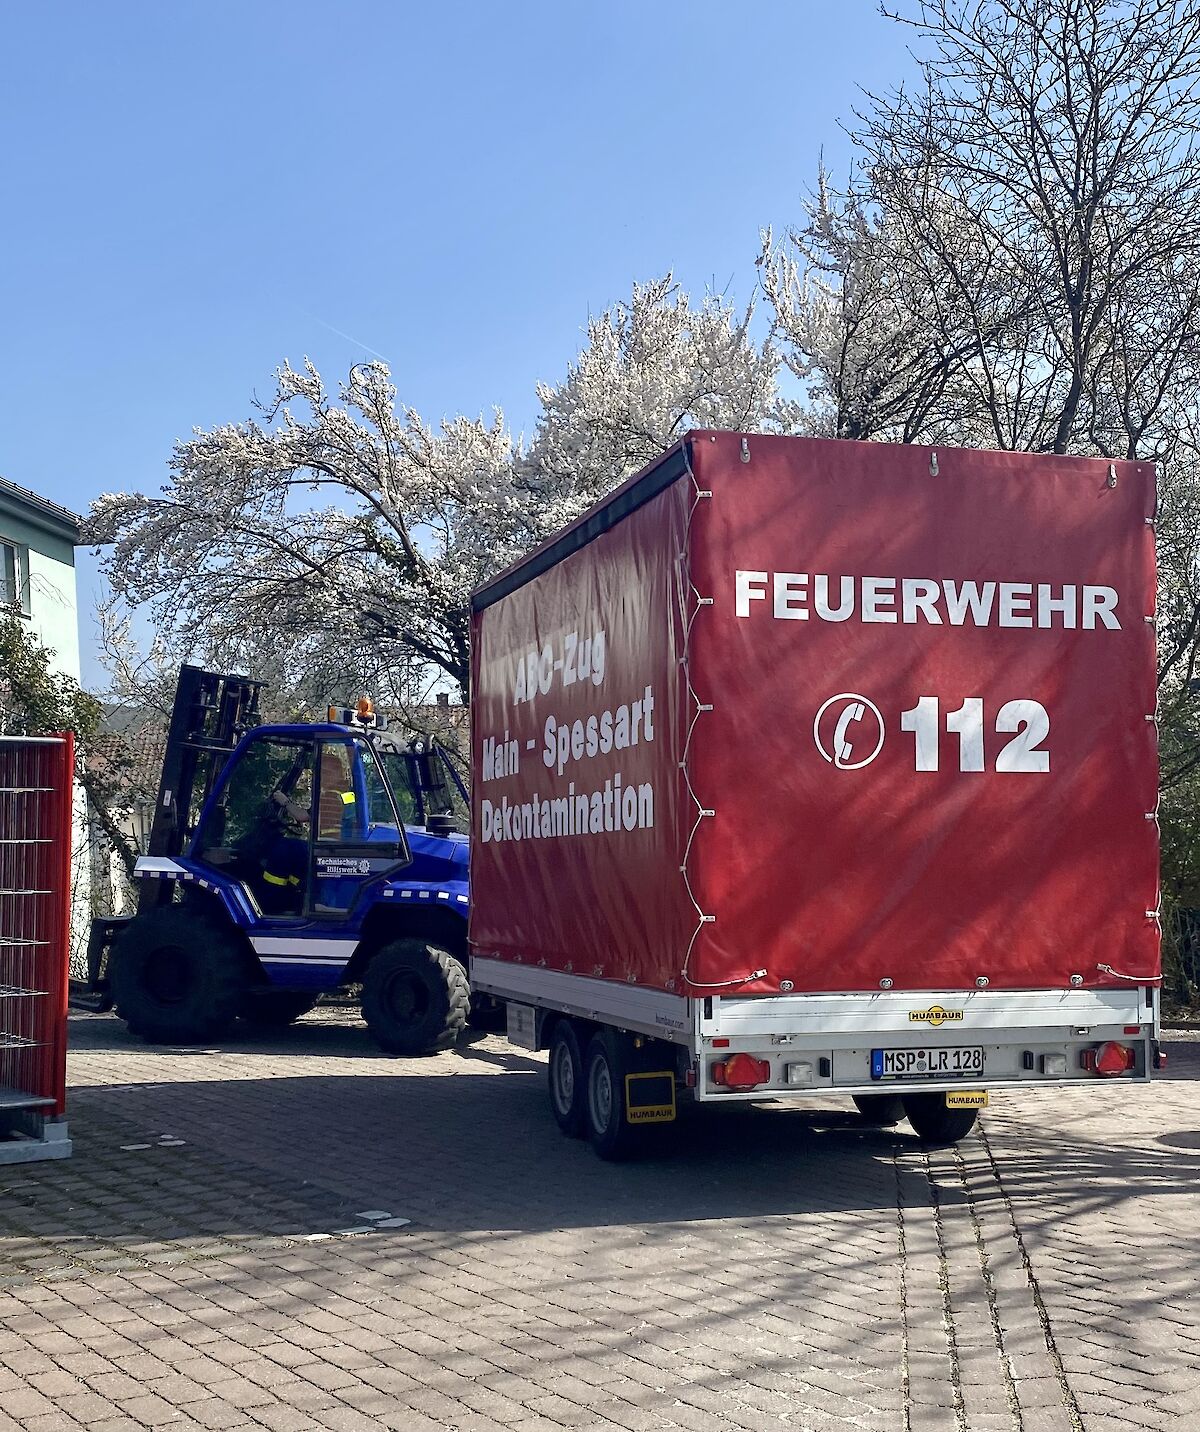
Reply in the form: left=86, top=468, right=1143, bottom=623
left=471, top=432, right=1159, bottom=996
left=470, top=481, right=691, bottom=985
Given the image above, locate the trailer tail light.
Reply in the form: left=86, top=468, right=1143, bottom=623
left=1081, top=1042, right=1136, bottom=1076
left=1040, top=1053, right=1067, bottom=1076
left=711, top=1054, right=771, bottom=1090
left=1124, top=1025, right=1141, bottom=1035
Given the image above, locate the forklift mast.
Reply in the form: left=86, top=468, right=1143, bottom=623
left=140, top=665, right=263, bottom=911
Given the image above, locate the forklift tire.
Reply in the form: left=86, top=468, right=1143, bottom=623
left=548, top=1020, right=587, bottom=1138
left=902, top=1093, right=980, bottom=1145
left=110, top=908, right=248, bottom=1044
left=361, top=938, right=469, bottom=1055
left=583, top=1029, right=643, bottom=1161
left=852, top=1094, right=906, bottom=1127
left=240, top=990, right=319, bottom=1030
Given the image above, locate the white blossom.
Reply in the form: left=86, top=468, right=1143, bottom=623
left=523, top=275, right=797, bottom=517
left=88, top=280, right=787, bottom=701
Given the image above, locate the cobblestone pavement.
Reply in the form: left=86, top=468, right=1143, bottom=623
left=1, top=1013, right=1197, bottom=1432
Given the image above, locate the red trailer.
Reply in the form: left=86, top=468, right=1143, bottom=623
left=469, top=433, right=1160, bottom=1157
left=0, top=734, right=74, bottom=1163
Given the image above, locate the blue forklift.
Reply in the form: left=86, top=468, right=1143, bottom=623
left=80, top=665, right=475, bottom=1055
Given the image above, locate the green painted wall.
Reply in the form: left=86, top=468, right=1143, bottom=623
left=0, top=498, right=78, bottom=568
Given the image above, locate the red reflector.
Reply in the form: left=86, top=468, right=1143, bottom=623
left=1093, top=1041, right=1136, bottom=1076
left=712, top=1038, right=730, bottom=1048
left=712, top=1053, right=771, bottom=1090
left=1124, top=1025, right=1141, bottom=1035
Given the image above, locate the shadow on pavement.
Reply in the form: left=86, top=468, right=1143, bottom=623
left=14, top=1017, right=1192, bottom=1249
left=0, top=1019, right=1189, bottom=1432
left=48, top=1013, right=951, bottom=1234
left=64, top=1010, right=543, bottom=1070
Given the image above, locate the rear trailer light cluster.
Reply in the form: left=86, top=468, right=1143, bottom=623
left=711, top=1054, right=771, bottom=1090
left=1080, top=1041, right=1137, bottom=1076
left=708, top=1036, right=1151, bottom=1092
left=709, top=1055, right=819, bottom=1090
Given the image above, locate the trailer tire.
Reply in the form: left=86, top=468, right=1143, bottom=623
left=240, top=990, right=319, bottom=1030
left=583, top=1029, right=643, bottom=1161
left=902, top=1093, right=980, bottom=1145
left=110, top=908, right=247, bottom=1044
left=362, top=938, right=469, bottom=1055
left=548, top=1020, right=587, bottom=1138
left=853, top=1094, right=906, bottom=1127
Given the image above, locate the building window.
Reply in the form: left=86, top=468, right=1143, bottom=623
left=0, top=539, right=31, bottom=616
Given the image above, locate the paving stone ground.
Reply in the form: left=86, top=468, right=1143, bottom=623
left=0, top=1012, right=1197, bottom=1431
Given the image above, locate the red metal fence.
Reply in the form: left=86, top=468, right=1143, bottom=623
left=0, top=733, right=73, bottom=1162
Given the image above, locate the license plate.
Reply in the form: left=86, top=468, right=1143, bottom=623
left=870, top=1046, right=984, bottom=1080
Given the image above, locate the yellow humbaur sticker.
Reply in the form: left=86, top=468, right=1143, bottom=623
left=624, top=1072, right=676, bottom=1124
left=946, top=1090, right=988, bottom=1109
left=908, top=1005, right=964, bottom=1027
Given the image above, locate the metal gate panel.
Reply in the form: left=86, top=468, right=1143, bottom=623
left=0, top=734, right=73, bottom=1162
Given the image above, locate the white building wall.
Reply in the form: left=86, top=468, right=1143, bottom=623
left=24, top=546, right=82, bottom=681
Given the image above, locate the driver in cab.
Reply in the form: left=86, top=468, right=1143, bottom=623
left=257, top=786, right=310, bottom=916
left=255, top=748, right=361, bottom=915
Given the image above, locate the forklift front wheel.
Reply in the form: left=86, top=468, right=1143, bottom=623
left=361, top=938, right=469, bottom=1056
left=110, top=908, right=247, bottom=1044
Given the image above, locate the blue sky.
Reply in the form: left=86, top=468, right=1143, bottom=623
left=0, top=1, right=910, bottom=678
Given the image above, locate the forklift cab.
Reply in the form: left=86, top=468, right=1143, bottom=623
left=193, top=725, right=410, bottom=920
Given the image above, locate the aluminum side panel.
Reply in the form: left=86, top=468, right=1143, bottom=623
left=469, top=957, right=693, bottom=1045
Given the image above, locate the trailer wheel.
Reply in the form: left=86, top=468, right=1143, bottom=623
left=902, top=1093, right=980, bottom=1145
left=583, top=1029, right=643, bottom=1161
left=240, top=990, right=319, bottom=1030
left=852, top=1094, right=906, bottom=1127
left=362, top=938, right=469, bottom=1055
left=548, top=1021, right=587, bottom=1137
left=110, top=908, right=247, bottom=1044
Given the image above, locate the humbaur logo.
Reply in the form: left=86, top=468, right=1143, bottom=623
left=908, top=1005, right=964, bottom=1027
